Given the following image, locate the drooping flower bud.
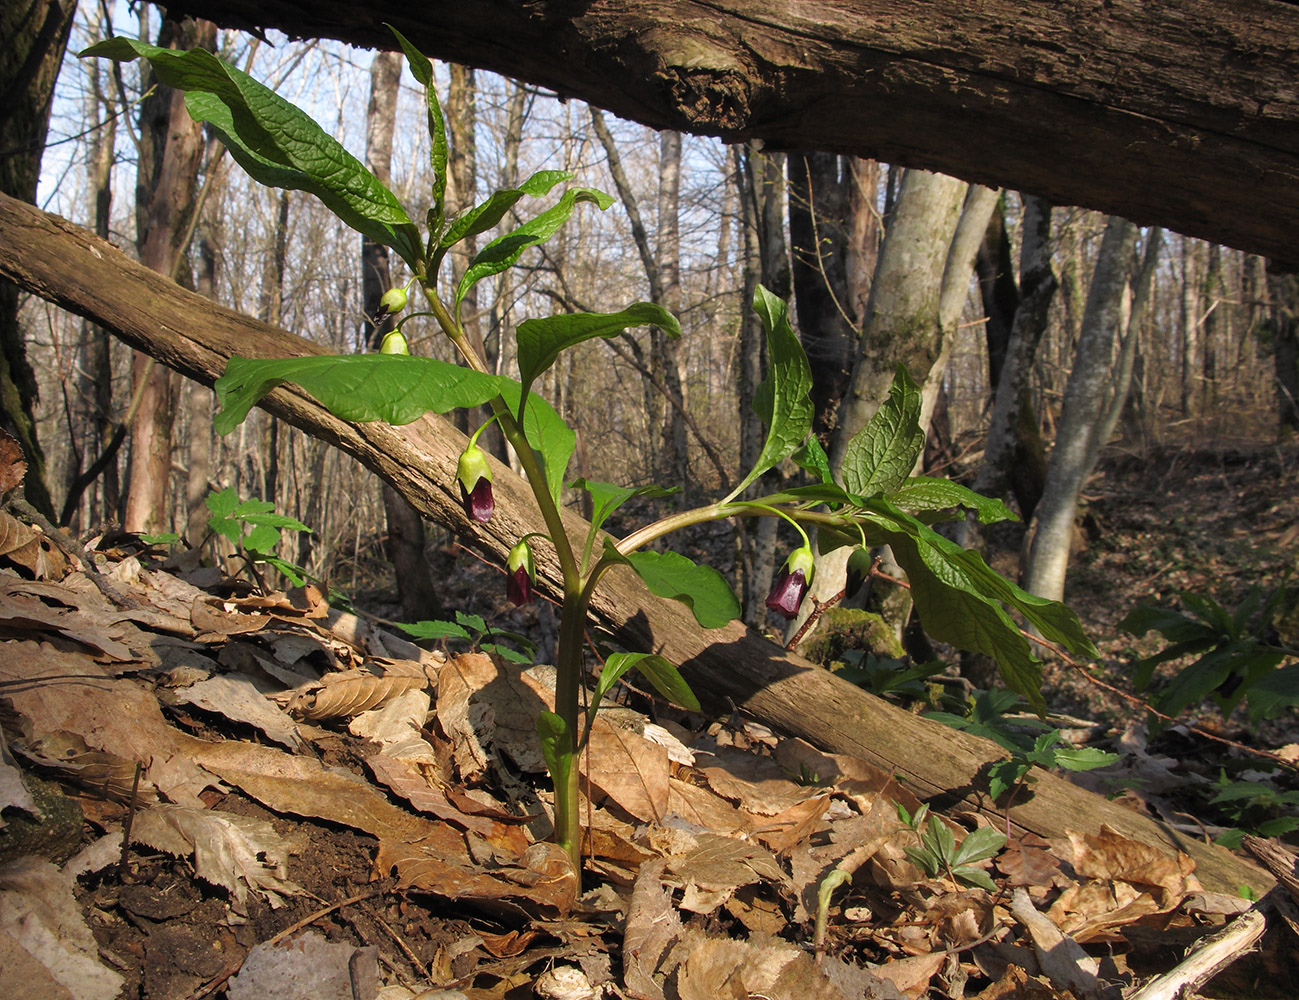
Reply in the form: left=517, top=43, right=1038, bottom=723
left=766, top=544, right=816, bottom=620
left=456, top=442, right=494, bottom=523
left=505, top=539, right=536, bottom=606
left=379, top=329, right=410, bottom=355
left=379, top=286, right=408, bottom=315
left=844, top=546, right=873, bottom=601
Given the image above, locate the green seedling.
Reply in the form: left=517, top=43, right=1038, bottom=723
left=1210, top=769, right=1299, bottom=849
left=86, top=32, right=1096, bottom=874
left=205, top=487, right=312, bottom=588
left=399, top=609, right=537, bottom=665
left=896, top=801, right=1006, bottom=892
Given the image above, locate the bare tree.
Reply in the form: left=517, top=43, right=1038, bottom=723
left=363, top=48, right=442, bottom=620
left=124, top=14, right=217, bottom=533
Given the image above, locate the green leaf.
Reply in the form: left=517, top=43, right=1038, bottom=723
left=83, top=38, right=423, bottom=270
left=841, top=365, right=924, bottom=497
left=239, top=511, right=311, bottom=533
left=860, top=500, right=1094, bottom=713
left=887, top=477, right=1017, bottom=525
left=483, top=643, right=533, bottom=665
left=586, top=652, right=699, bottom=741
left=571, top=478, right=679, bottom=539
left=205, top=487, right=240, bottom=518
left=208, top=516, right=243, bottom=549
left=621, top=550, right=741, bottom=629
left=792, top=436, right=834, bottom=485
left=455, top=611, right=488, bottom=634
left=726, top=285, right=814, bottom=501
left=921, top=815, right=956, bottom=864
left=516, top=303, right=679, bottom=401
left=951, top=826, right=1006, bottom=867
left=1119, top=604, right=1212, bottom=644
left=987, top=759, right=1030, bottom=801
left=536, top=711, right=572, bottom=787
left=952, top=866, right=999, bottom=892
left=386, top=26, right=446, bottom=230
left=398, top=619, right=474, bottom=642
left=1050, top=746, right=1120, bottom=772
left=261, top=555, right=308, bottom=587
left=241, top=524, right=281, bottom=555
left=213, top=354, right=505, bottom=434
left=1245, top=664, right=1299, bottom=722
left=456, top=187, right=615, bottom=306
left=139, top=532, right=181, bottom=546
left=434, top=170, right=572, bottom=271
left=497, top=383, right=575, bottom=508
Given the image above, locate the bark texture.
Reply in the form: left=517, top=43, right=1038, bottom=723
left=0, top=189, right=1269, bottom=895
left=160, top=0, right=1299, bottom=266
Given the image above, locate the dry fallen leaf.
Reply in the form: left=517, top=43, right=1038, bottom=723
left=227, top=931, right=379, bottom=1000
left=582, top=716, right=670, bottom=824
left=130, top=803, right=305, bottom=910
left=0, top=428, right=26, bottom=494
left=174, top=671, right=304, bottom=749
left=0, top=857, right=124, bottom=1000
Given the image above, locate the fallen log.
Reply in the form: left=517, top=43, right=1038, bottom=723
left=0, top=190, right=1271, bottom=894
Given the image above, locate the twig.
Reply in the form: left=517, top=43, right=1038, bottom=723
left=116, top=762, right=143, bottom=881
left=1125, top=908, right=1266, bottom=1000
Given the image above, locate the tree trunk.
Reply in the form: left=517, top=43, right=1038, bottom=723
left=161, top=0, right=1299, bottom=267
left=0, top=0, right=74, bottom=521
left=1268, top=269, right=1299, bottom=436
left=125, top=16, right=217, bottom=534
left=787, top=152, right=875, bottom=439
left=791, top=169, right=968, bottom=633
left=0, top=189, right=1267, bottom=897
left=364, top=49, right=442, bottom=622
left=653, top=130, right=689, bottom=493
left=1025, top=216, right=1140, bottom=602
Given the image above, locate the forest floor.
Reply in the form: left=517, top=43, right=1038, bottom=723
left=2, top=434, right=1299, bottom=1000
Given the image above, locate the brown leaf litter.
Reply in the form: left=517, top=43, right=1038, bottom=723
left=0, top=500, right=1294, bottom=998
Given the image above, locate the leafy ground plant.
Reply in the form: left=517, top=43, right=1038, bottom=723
left=205, top=486, right=311, bottom=588
left=1120, top=584, right=1299, bottom=725
left=86, top=31, right=1096, bottom=873
left=895, top=802, right=1006, bottom=892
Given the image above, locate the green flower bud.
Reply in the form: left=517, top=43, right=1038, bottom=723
left=506, top=539, right=536, bottom=606
left=379, top=286, right=408, bottom=315
left=380, top=329, right=410, bottom=355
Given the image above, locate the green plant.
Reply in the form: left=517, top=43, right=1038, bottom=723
left=85, top=32, right=1096, bottom=874
left=1209, top=769, right=1299, bottom=849
left=926, top=688, right=1048, bottom=752
left=398, top=610, right=536, bottom=665
left=895, top=802, right=1006, bottom=892
left=1120, top=584, right=1299, bottom=725
left=832, top=651, right=948, bottom=706
left=984, top=730, right=1118, bottom=804
left=205, top=487, right=312, bottom=588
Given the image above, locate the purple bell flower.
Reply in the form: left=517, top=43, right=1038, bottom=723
left=456, top=443, right=494, bottom=524
left=766, top=544, right=815, bottom=620
left=506, top=539, right=536, bottom=606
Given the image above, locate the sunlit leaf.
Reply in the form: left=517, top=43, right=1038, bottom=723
left=517, top=303, right=679, bottom=400
left=83, top=38, right=423, bottom=270
left=726, top=285, right=813, bottom=500
left=620, top=550, right=741, bottom=629
left=841, top=365, right=923, bottom=497
left=888, top=477, right=1016, bottom=525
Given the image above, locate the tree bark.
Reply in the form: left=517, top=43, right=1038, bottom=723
left=0, top=0, right=74, bottom=521
left=1025, top=216, right=1140, bottom=603
left=161, top=0, right=1299, bottom=268
left=125, top=16, right=217, bottom=534
left=0, top=189, right=1270, bottom=897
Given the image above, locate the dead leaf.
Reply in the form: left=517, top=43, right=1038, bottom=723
left=184, top=735, right=447, bottom=843
left=582, top=716, right=669, bottom=823
left=697, top=740, right=821, bottom=815
left=174, top=671, right=304, bottom=749
left=378, top=837, right=577, bottom=917
left=876, top=952, right=946, bottom=1000
left=0, top=857, right=124, bottom=1000
left=621, top=859, right=684, bottom=1000
left=130, top=803, right=305, bottom=910
left=665, top=833, right=786, bottom=915
left=998, top=833, right=1064, bottom=888
left=1009, top=887, right=1106, bottom=1000
left=1066, top=825, right=1196, bottom=909
left=227, top=931, right=378, bottom=1000
left=290, top=669, right=427, bottom=720
left=972, top=965, right=1069, bottom=1000
left=0, top=641, right=212, bottom=807
left=0, top=428, right=25, bottom=494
